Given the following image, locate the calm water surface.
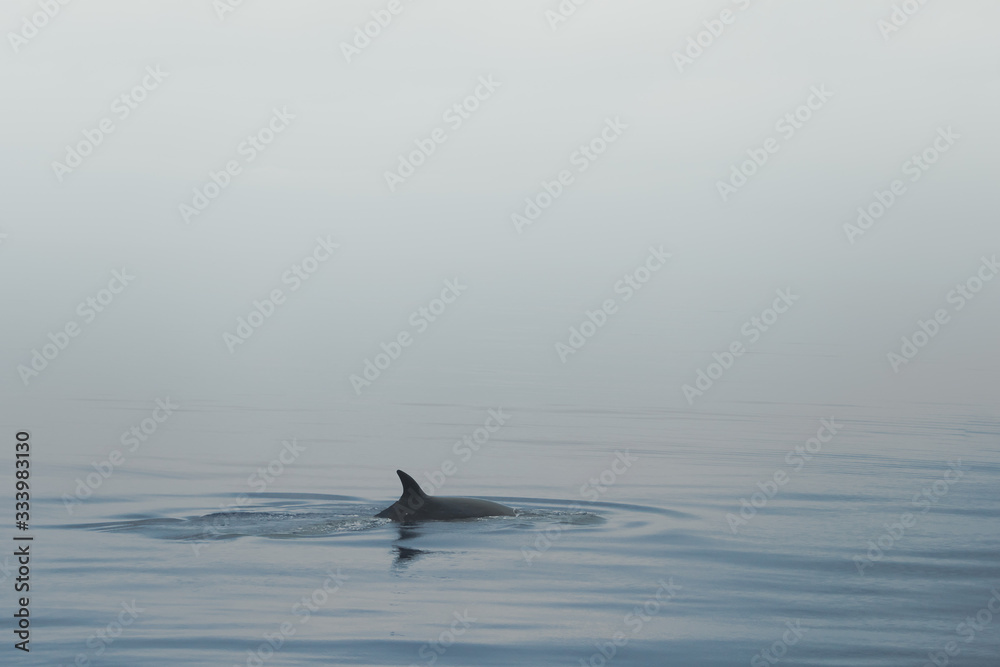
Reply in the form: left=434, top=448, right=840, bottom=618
left=8, top=398, right=1000, bottom=666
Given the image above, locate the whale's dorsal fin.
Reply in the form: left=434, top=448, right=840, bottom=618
left=376, top=468, right=515, bottom=520
left=396, top=470, right=428, bottom=500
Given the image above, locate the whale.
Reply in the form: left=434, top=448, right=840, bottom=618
left=375, top=470, right=516, bottom=521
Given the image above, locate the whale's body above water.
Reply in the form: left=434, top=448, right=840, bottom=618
left=376, top=470, right=516, bottom=521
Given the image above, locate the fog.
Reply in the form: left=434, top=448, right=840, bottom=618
left=4, top=0, right=998, bottom=414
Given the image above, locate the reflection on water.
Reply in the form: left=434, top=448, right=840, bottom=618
left=70, top=496, right=612, bottom=543
left=22, top=400, right=1000, bottom=666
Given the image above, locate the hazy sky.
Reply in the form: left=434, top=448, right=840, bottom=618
left=3, top=0, right=998, bottom=413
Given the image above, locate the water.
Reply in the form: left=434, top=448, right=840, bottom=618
left=4, top=2, right=998, bottom=664
left=8, top=397, right=999, bottom=666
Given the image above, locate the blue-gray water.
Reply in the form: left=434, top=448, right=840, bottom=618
left=4, top=2, right=1000, bottom=665
left=9, top=398, right=999, bottom=666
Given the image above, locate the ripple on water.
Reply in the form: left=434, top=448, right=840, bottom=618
left=60, top=494, right=688, bottom=543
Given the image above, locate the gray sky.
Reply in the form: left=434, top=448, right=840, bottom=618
left=3, top=0, right=998, bottom=413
